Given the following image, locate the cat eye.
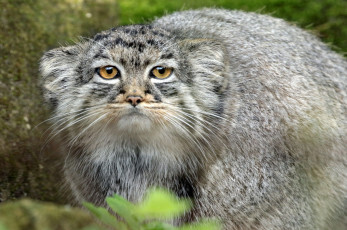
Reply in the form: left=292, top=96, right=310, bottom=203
left=96, top=66, right=120, bottom=79
left=150, top=66, right=173, bottom=79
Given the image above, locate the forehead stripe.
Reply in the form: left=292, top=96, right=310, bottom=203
left=93, top=53, right=109, bottom=59
left=94, top=33, right=109, bottom=41
left=160, top=53, right=174, bottom=59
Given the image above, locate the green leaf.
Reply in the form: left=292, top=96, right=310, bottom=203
left=83, top=202, right=127, bottom=230
left=135, top=188, right=190, bottom=220
left=142, top=221, right=176, bottom=230
left=179, top=220, right=221, bottom=230
left=106, top=195, right=141, bottom=229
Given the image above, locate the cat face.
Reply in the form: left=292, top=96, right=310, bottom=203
left=40, top=25, right=229, bottom=144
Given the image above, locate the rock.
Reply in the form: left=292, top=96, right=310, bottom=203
left=0, top=199, right=99, bottom=230
left=0, top=0, right=118, bottom=203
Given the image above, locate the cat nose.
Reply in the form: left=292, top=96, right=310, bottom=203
left=126, top=95, right=144, bottom=106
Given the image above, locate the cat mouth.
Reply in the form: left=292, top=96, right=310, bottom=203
left=104, top=104, right=170, bottom=131
left=119, top=107, right=152, bottom=122
left=122, top=104, right=166, bottom=116
left=113, top=107, right=155, bottom=134
left=124, top=107, right=147, bottom=116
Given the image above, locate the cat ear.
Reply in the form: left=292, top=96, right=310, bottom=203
left=39, top=44, right=84, bottom=108
left=178, top=38, right=229, bottom=94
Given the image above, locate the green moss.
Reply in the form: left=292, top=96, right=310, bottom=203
left=0, top=199, right=97, bottom=230
left=0, top=0, right=119, bottom=203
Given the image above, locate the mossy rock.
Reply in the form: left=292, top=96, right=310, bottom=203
left=0, top=0, right=118, bottom=203
left=0, top=199, right=98, bottom=230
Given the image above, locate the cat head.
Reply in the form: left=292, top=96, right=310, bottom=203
left=40, top=25, right=229, bottom=145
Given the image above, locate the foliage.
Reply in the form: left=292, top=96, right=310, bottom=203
left=84, top=188, right=220, bottom=230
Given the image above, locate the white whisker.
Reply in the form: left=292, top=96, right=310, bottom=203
left=40, top=107, right=105, bottom=153
left=164, top=112, right=208, bottom=164
left=67, top=112, right=108, bottom=149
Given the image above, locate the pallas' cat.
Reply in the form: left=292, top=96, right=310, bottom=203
left=40, top=9, right=347, bottom=229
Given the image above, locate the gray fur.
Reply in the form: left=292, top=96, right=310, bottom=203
left=40, top=9, right=347, bottom=229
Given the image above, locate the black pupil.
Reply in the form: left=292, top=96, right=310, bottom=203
left=157, top=67, right=165, bottom=74
left=106, top=67, right=113, bottom=74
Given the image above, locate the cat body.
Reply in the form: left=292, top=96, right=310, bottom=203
left=40, top=9, right=347, bottom=229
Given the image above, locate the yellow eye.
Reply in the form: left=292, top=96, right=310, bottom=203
left=150, top=66, right=173, bottom=79
left=97, top=66, right=120, bottom=79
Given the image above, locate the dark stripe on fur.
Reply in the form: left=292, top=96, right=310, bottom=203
left=160, top=53, right=174, bottom=59
left=93, top=53, right=109, bottom=60
left=155, top=82, right=179, bottom=97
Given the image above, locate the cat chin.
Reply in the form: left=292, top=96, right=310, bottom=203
left=115, top=113, right=155, bottom=134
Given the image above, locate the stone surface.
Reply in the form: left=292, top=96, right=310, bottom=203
left=0, top=199, right=100, bottom=230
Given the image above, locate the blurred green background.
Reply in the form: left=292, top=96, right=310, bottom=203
left=0, top=0, right=346, bottom=206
